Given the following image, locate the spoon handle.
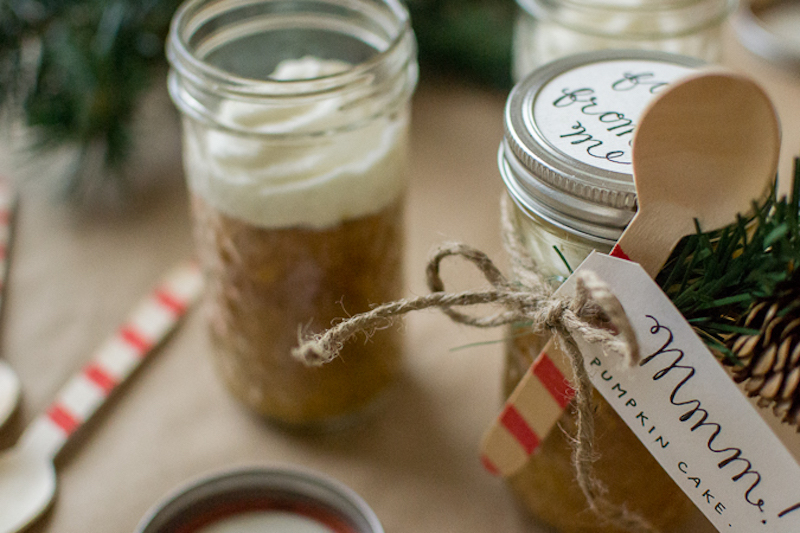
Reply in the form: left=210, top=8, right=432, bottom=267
left=19, top=262, right=203, bottom=460
left=480, top=336, right=574, bottom=477
left=610, top=209, right=692, bottom=279
left=0, top=179, right=16, bottom=308
left=0, top=180, right=19, bottom=425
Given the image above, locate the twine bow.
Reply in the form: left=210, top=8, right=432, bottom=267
left=292, top=196, right=657, bottom=533
left=292, top=242, right=638, bottom=367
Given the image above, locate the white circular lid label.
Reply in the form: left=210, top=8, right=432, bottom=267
left=532, top=60, right=696, bottom=173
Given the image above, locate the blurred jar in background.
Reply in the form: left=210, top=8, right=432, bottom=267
left=512, top=0, right=736, bottom=82
left=167, top=0, right=418, bottom=431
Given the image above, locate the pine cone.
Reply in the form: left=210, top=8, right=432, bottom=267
left=725, top=273, right=800, bottom=429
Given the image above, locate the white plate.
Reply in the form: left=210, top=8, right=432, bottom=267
left=733, top=0, right=800, bottom=72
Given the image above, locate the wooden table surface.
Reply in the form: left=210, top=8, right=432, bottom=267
left=0, top=18, right=799, bottom=533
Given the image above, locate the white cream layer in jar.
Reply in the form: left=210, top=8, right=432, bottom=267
left=183, top=56, right=407, bottom=230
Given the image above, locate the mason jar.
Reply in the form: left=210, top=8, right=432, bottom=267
left=166, top=0, right=418, bottom=430
left=499, top=50, right=718, bottom=532
left=512, top=0, right=736, bottom=82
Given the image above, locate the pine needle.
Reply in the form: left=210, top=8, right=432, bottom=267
left=655, top=158, right=800, bottom=364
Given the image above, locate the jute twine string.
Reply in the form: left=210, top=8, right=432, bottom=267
left=292, top=196, right=657, bottom=533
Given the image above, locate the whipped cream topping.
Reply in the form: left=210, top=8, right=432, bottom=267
left=184, top=56, right=407, bottom=229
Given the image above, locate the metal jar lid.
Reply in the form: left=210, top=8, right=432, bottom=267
left=136, top=466, right=384, bottom=533
left=501, top=49, right=704, bottom=241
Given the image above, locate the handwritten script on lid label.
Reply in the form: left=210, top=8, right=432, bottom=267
left=532, top=60, right=694, bottom=174
left=561, top=253, right=800, bottom=532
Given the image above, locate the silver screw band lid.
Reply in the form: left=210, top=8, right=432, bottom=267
left=502, top=50, right=704, bottom=236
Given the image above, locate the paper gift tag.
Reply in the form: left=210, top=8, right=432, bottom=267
left=558, top=252, right=800, bottom=532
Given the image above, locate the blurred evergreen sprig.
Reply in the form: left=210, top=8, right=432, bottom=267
left=0, top=0, right=181, bottom=199
left=0, top=0, right=515, bottom=201
left=406, top=0, right=515, bottom=89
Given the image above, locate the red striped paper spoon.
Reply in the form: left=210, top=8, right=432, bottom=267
left=0, top=262, right=203, bottom=533
left=0, top=181, right=18, bottom=429
left=480, top=71, right=780, bottom=477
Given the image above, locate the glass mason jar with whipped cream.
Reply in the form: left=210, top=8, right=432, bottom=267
left=167, top=0, right=418, bottom=430
left=499, top=50, right=718, bottom=532
left=512, top=0, right=736, bottom=82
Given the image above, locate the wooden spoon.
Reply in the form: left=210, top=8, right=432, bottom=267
left=0, top=263, right=203, bottom=533
left=481, top=72, right=781, bottom=477
left=611, top=71, right=781, bottom=276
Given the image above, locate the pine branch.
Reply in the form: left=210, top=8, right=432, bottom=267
left=0, top=0, right=182, bottom=200
left=656, top=158, right=800, bottom=362
left=1, top=0, right=516, bottom=202
left=407, top=0, right=515, bottom=89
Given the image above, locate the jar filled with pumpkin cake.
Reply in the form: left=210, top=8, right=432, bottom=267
left=497, top=51, right=718, bottom=532
left=167, top=0, right=418, bottom=430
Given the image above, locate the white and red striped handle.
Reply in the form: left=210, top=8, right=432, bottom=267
left=0, top=178, right=18, bottom=428
left=19, top=262, right=203, bottom=459
left=0, top=178, right=16, bottom=298
left=480, top=337, right=575, bottom=476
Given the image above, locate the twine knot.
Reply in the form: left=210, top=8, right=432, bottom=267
left=542, top=300, right=571, bottom=330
